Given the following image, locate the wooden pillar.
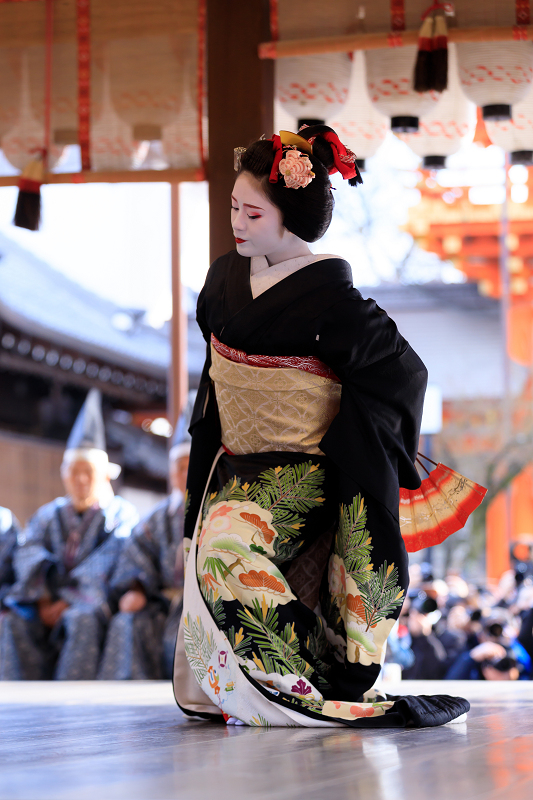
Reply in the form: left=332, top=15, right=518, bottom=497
left=207, top=0, right=274, bottom=262
left=169, top=182, right=188, bottom=427
left=486, top=491, right=512, bottom=585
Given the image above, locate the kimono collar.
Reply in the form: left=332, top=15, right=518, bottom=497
left=250, top=253, right=341, bottom=299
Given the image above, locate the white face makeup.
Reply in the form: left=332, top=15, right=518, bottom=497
left=231, top=172, right=311, bottom=266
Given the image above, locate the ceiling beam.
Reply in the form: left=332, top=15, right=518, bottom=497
left=259, top=25, right=533, bottom=59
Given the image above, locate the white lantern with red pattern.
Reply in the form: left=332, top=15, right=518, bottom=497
left=485, top=76, right=533, bottom=165
left=90, top=62, right=138, bottom=171
left=399, top=44, right=476, bottom=169
left=366, top=45, right=441, bottom=133
left=109, top=35, right=186, bottom=142
left=456, top=41, right=533, bottom=122
left=2, top=51, right=64, bottom=171
left=326, top=50, right=389, bottom=171
left=276, top=52, right=351, bottom=128
left=162, top=58, right=201, bottom=169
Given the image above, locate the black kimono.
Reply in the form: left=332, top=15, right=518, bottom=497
left=173, top=252, right=468, bottom=728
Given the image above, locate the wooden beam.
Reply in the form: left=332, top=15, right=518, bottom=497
left=0, top=167, right=204, bottom=188
left=207, top=0, right=273, bottom=263
left=258, top=25, right=533, bottom=59
left=169, top=183, right=188, bottom=428
left=0, top=351, right=163, bottom=405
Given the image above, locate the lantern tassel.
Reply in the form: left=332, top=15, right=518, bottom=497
left=14, top=155, right=45, bottom=231
left=348, top=160, right=364, bottom=186
left=414, top=13, right=434, bottom=93
left=415, top=4, right=449, bottom=93
left=432, top=10, right=448, bottom=92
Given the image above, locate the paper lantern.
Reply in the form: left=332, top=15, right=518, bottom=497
left=276, top=52, right=351, bottom=128
left=2, top=51, right=63, bottom=171
left=366, top=45, right=440, bottom=133
left=27, top=42, right=77, bottom=146
left=456, top=41, right=533, bottom=122
left=90, top=50, right=138, bottom=171
left=399, top=45, right=476, bottom=169
left=109, top=35, right=185, bottom=141
left=326, top=51, right=388, bottom=171
left=485, top=78, right=533, bottom=165
left=162, top=49, right=201, bottom=169
left=162, top=112, right=201, bottom=169
left=28, top=42, right=103, bottom=148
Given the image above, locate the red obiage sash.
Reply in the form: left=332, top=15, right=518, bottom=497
left=210, top=334, right=339, bottom=382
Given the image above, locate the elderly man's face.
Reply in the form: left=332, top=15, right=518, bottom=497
left=62, top=459, right=101, bottom=511
left=169, top=454, right=190, bottom=494
left=481, top=663, right=519, bottom=681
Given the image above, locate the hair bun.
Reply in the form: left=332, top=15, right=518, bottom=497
left=298, top=124, right=337, bottom=172
left=298, top=124, right=362, bottom=186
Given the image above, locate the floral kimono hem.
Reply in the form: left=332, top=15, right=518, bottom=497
left=173, top=449, right=469, bottom=728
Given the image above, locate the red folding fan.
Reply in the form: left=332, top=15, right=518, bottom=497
left=399, top=454, right=487, bottom=553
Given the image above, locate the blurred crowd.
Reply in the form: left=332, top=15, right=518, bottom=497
left=386, top=562, right=533, bottom=681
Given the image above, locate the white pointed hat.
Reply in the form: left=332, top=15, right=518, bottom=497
left=63, top=388, right=121, bottom=479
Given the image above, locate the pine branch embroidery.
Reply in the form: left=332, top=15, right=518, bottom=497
left=183, top=614, right=216, bottom=684
left=360, top=563, right=404, bottom=629
left=237, top=599, right=313, bottom=680
left=336, top=495, right=405, bottom=630
left=336, top=495, right=373, bottom=586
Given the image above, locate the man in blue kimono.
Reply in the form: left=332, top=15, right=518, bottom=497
left=0, top=389, right=138, bottom=680
left=98, top=420, right=190, bottom=680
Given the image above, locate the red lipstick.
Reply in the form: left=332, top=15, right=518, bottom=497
left=235, top=238, right=246, bottom=244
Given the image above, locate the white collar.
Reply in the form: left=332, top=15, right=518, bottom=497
left=250, top=254, right=340, bottom=298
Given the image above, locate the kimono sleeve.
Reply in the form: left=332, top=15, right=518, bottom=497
left=110, top=516, right=162, bottom=598
left=185, top=259, right=223, bottom=540
left=11, top=503, right=58, bottom=602
left=317, top=291, right=428, bottom=518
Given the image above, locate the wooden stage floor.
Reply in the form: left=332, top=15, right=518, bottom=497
left=1, top=681, right=532, bottom=800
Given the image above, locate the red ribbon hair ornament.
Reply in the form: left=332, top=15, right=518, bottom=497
left=317, top=131, right=359, bottom=181
left=269, top=134, right=284, bottom=183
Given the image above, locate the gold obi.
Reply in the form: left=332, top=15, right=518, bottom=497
left=209, top=344, right=342, bottom=455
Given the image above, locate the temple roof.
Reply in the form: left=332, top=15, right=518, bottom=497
left=0, top=230, right=171, bottom=379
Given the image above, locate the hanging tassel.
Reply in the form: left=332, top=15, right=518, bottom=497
left=414, top=12, right=434, bottom=93
left=13, top=155, right=45, bottom=231
left=414, top=4, right=449, bottom=93
left=348, top=160, right=364, bottom=186
left=432, top=9, right=448, bottom=92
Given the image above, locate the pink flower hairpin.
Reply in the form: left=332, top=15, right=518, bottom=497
left=278, top=147, right=315, bottom=189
